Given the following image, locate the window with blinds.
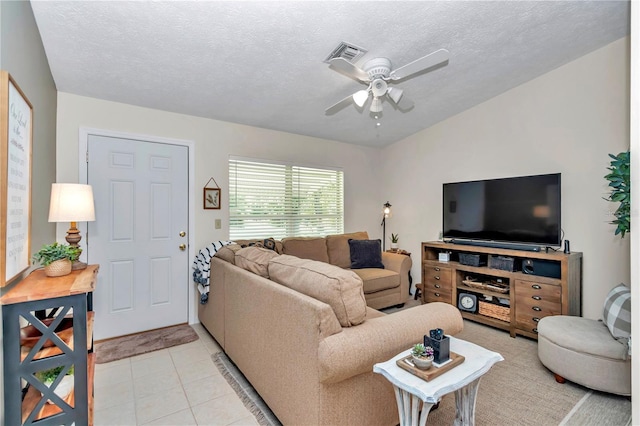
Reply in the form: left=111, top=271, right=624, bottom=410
left=229, top=158, right=344, bottom=240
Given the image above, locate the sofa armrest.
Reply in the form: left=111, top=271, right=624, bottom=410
left=318, top=302, right=463, bottom=383
left=381, top=251, right=412, bottom=298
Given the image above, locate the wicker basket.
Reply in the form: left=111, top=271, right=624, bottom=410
left=478, top=301, right=510, bottom=322
left=44, top=259, right=72, bottom=277
left=462, top=279, right=509, bottom=294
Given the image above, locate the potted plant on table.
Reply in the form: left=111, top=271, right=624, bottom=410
left=411, top=343, right=434, bottom=370
left=390, top=233, right=399, bottom=251
left=32, top=242, right=80, bottom=277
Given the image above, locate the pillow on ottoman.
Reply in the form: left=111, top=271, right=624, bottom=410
left=602, top=283, right=631, bottom=345
left=348, top=239, right=384, bottom=269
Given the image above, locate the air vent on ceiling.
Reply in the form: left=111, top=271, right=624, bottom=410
left=324, top=42, right=367, bottom=64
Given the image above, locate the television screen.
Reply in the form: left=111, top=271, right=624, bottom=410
left=443, top=173, right=561, bottom=246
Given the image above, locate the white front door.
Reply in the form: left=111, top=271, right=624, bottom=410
left=87, top=135, right=189, bottom=340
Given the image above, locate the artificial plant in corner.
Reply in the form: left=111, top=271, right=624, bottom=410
left=604, top=151, right=630, bottom=237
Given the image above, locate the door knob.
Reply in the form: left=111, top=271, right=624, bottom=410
left=179, top=244, right=186, bottom=251
left=179, top=231, right=186, bottom=237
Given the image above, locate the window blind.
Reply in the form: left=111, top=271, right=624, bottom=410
left=229, top=158, right=344, bottom=240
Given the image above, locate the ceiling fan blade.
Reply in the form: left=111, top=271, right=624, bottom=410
left=329, top=58, right=370, bottom=82
left=325, top=94, right=356, bottom=115
left=396, top=94, right=414, bottom=111
left=390, top=49, right=449, bottom=81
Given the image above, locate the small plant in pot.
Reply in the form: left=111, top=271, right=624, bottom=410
left=390, top=233, right=399, bottom=250
left=411, top=343, right=434, bottom=370
left=32, top=242, right=80, bottom=277
left=35, top=365, right=74, bottom=403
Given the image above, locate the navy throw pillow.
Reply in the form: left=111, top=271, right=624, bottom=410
left=348, top=239, right=384, bottom=269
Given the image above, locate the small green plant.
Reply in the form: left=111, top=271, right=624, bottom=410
left=35, top=365, right=74, bottom=385
left=390, top=233, right=399, bottom=244
left=32, top=242, right=80, bottom=266
left=411, top=343, right=434, bottom=358
left=604, top=151, right=630, bottom=238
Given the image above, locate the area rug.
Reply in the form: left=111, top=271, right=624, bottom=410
left=94, top=324, right=199, bottom=364
left=212, top=352, right=282, bottom=426
left=212, top=320, right=631, bottom=425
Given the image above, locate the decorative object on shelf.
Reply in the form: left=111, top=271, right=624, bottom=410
left=457, top=292, right=478, bottom=313
left=411, top=343, right=434, bottom=370
left=462, top=276, right=509, bottom=293
left=203, top=177, right=221, bottom=210
left=35, top=365, right=74, bottom=403
left=438, top=251, right=450, bottom=262
left=458, top=252, right=486, bottom=267
left=1, top=71, right=33, bottom=287
left=48, top=183, right=96, bottom=270
left=390, top=233, right=399, bottom=250
left=32, top=242, right=80, bottom=277
left=380, top=201, right=392, bottom=251
left=604, top=151, right=630, bottom=238
left=488, top=255, right=516, bottom=271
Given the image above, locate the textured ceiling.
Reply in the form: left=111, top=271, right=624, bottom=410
left=30, top=1, right=630, bottom=148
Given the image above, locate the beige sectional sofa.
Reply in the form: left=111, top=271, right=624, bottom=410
left=198, top=246, right=464, bottom=425
left=233, top=231, right=411, bottom=310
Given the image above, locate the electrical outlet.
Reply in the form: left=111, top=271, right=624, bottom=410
left=438, top=231, right=443, bottom=240
left=215, top=219, right=221, bottom=229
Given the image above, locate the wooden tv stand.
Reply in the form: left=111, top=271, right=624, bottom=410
left=421, top=241, right=582, bottom=339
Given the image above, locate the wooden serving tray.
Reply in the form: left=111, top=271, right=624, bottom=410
left=396, top=352, right=465, bottom=382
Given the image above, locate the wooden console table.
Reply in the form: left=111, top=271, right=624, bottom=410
left=421, top=242, right=582, bottom=339
left=1, top=265, right=98, bottom=425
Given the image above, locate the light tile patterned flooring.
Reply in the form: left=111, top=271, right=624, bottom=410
left=94, top=323, right=259, bottom=426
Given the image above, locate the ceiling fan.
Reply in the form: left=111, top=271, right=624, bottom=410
left=325, top=49, right=449, bottom=115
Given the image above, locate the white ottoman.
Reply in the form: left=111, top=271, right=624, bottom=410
left=537, top=315, right=631, bottom=396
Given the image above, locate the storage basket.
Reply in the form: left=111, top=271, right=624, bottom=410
left=458, top=253, right=487, bottom=267
left=488, top=255, right=516, bottom=271
left=479, top=301, right=510, bottom=322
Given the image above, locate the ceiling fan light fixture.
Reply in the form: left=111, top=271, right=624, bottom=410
left=370, top=97, right=383, bottom=113
left=353, top=90, right=369, bottom=107
left=387, top=87, right=403, bottom=104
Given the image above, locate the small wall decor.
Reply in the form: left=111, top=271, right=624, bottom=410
left=203, top=177, right=221, bottom=210
left=1, top=71, right=33, bottom=287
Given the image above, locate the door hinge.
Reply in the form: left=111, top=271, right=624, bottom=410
left=86, top=151, right=89, bottom=163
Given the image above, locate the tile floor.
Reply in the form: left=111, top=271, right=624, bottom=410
left=94, top=323, right=259, bottom=426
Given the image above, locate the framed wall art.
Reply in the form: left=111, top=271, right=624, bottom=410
left=203, top=177, right=221, bottom=210
left=0, top=71, right=33, bottom=287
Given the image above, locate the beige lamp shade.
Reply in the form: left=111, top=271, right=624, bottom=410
left=48, top=183, right=96, bottom=223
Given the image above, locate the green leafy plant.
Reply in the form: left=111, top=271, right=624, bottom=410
left=390, top=233, right=399, bottom=244
left=411, top=343, right=434, bottom=358
left=35, top=365, right=74, bottom=385
left=32, top=242, right=80, bottom=266
left=604, top=151, right=630, bottom=238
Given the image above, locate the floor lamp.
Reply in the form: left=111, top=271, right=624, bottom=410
left=381, top=201, right=392, bottom=251
left=48, top=183, right=96, bottom=270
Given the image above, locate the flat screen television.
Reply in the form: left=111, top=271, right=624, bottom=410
left=442, top=173, right=561, bottom=247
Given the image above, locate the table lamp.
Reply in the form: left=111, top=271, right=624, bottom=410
left=48, top=183, right=96, bottom=270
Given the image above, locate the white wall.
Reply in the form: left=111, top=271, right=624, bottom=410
left=383, top=37, right=630, bottom=319
left=55, top=93, right=383, bottom=254
left=0, top=1, right=58, bottom=420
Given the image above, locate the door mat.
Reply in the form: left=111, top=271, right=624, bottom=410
left=94, top=324, right=199, bottom=363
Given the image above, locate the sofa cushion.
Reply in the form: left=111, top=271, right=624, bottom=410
left=602, top=283, right=631, bottom=342
left=215, top=243, right=242, bottom=264
left=326, top=231, right=369, bottom=268
left=352, top=268, right=400, bottom=293
left=281, top=237, right=329, bottom=263
left=235, top=246, right=280, bottom=278
left=268, top=255, right=367, bottom=327
left=348, top=239, right=384, bottom=269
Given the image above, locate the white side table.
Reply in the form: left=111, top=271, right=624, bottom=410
left=373, top=337, right=503, bottom=426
